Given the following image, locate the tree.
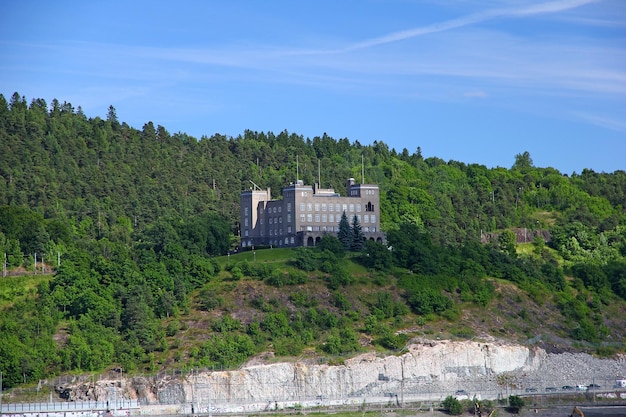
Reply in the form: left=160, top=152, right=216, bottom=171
left=316, top=234, right=344, bottom=259
left=507, top=395, right=525, bottom=414
left=351, top=215, right=364, bottom=251
left=498, top=230, right=517, bottom=257
left=512, top=151, right=533, bottom=170
left=337, top=211, right=352, bottom=251
left=360, top=240, right=392, bottom=271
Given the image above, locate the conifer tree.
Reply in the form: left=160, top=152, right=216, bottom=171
left=351, top=215, right=364, bottom=251
left=338, top=211, right=352, bottom=251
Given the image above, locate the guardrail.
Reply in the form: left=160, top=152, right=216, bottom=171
left=0, top=399, right=139, bottom=413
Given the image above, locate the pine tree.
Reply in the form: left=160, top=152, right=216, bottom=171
left=337, top=211, right=352, bottom=251
left=351, top=215, right=364, bottom=251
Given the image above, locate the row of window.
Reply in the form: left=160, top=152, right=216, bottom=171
left=302, top=226, right=377, bottom=233
left=299, top=203, right=366, bottom=213
left=299, top=214, right=376, bottom=224
left=245, top=200, right=376, bottom=218
left=243, top=224, right=378, bottom=238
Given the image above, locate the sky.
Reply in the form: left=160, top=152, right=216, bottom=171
left=1, top=0, right=624, bottom=175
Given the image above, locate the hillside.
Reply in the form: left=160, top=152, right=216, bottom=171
left=0, top=93, right=625, bottom=391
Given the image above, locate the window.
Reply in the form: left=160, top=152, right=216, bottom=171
left=371, top=215, right=376, bottom=223
left=290, top=237, right=295, bottom=244
left=300, top=203, right=305, bottom=211
left=356, top=204, right=361, bottom=212
left=315, top=214, right=320, bottom=222
left=269, top=218, right=273, bottom=224
left=260, top=219, right=263, bottom=225
left=364, top=215, right=369, bottom=223
left=315, top=204, right=320, bottom=211
left=287, top=214, right=292, bottom=223
left=307, top=203, right=312, bottom=211
left=300, top=214, right=305, bottom=222
left=322, top=204, right=327, bottom=211
left=364, top=227, right=369, bottom=232
left=329, top=204, right=334, bottom=212
left=244, top=207, right=249, bottom=216
left=357, top=215, right=361, bottom=222
left=366, top=202, right=374, bottom=212
left=349, top=204, right=354, bottom=212
left=329, top=214, right=334, bottom=223
left=307, top=214, right=312, bottom=222
left=287, top=202, right=292, bottom=212
left=371, top=227, right=376, bottom=232
left=342, top=204, right=347, bottom=212
left=244, top=218, right=249, bottom=227
left=244, top=230, right=249, bottom=237
left=278, top=207, right=281, bottom=213
left=322, top=214, right=327, bottom=222
left=279, top=217, right=283, bottom=223
left=287, top=226, right=292, bottom=233
left=273, top=207, right=277, bottom=213
left=336, top=204, right=340, bottom=212
left=302, top=191, right=308, bottom=196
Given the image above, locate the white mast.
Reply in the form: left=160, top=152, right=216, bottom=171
left=362, top=154, right=365, bottom=184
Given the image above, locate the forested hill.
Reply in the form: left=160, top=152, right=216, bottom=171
left=0, top=92, right=625, bottom=390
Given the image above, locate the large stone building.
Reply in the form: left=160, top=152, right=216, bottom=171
left=240, top=178, right=385, bottom=248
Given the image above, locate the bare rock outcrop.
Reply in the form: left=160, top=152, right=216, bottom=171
left=59, top=339, right=626, bottom=410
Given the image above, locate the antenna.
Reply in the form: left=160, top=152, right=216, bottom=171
left=318, top=159, right=321, bottom=187
left=362, top=154, right=365, bottom=184
left=249, top=180, right=261, bottom=190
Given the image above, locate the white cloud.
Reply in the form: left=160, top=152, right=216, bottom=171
left=573, top=112, right=626, bottom=132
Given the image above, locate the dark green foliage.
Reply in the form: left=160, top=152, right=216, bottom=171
left=316, top=234, right=344, bottom=258
left=351, top=215, right=364, bottom=251
left=292, top=247, right=317, bottom=271
left=442, top=396, right=463, bottom=415
left=198, top=333, right=256, bottom=368
left=321, top=328, right=360, bottom=355
left=507, top=395, right=525, bottom=413
left=325, top=265, right=353, bottom=290
left=407, top=288, right=453, bottom=315
left=360, top=240, right=393, bottom=271
left=338, top=211, right=352, bottom=250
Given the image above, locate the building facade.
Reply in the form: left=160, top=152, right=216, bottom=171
left=240, top=178, right=385, bottom=248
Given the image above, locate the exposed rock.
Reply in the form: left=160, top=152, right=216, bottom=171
left=57, top=340, right=626, bottom=410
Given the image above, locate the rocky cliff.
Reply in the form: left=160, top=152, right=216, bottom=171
left=60, top=339, right=626, bottom=412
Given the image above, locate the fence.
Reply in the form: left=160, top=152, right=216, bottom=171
left=0, top=399, right=138, bottom=413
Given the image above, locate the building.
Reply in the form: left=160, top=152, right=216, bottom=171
left=240, top=178, right=385, bottom=248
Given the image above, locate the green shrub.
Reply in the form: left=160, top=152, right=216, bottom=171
left=507, top=395, right=525, bottom=414
left=442, top=396, right=463, bottom=415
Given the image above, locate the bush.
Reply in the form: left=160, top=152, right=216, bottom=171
left=507, top=395, right=525, bottom=414
left=442, top=396, right=463, bottom=415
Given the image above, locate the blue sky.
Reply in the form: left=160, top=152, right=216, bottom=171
left=1, top=0, right=624, bottom=174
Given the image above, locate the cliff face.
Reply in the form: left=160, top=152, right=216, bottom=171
left=188, top=340, right=540, bottom=403
left=64, top=339, right=624, bottom=412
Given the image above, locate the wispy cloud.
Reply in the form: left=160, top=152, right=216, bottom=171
left=341, top=0, right=598, bottom=51
left=573, top=112, right=626, bottom=132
